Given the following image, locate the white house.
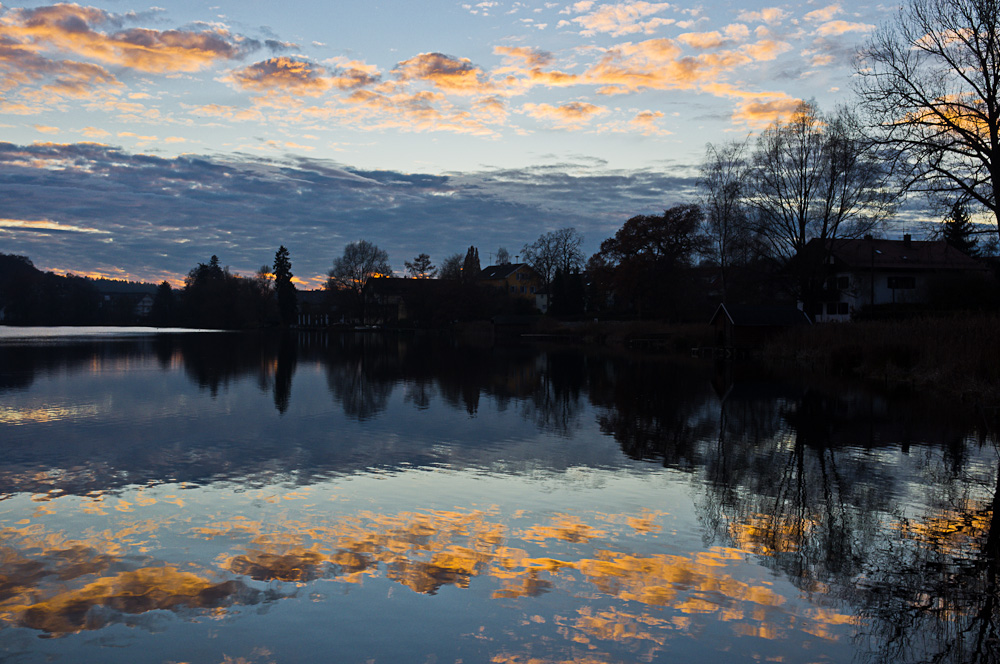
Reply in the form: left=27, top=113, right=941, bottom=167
left=794, top=235, right=990, bottom=322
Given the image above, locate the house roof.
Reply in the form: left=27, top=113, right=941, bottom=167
left=798, top=237, right=987, bottom=272
left=480, top=263, right=532, bottom=280
left=710, top=303, right=812, bottom=327
left=365, top=276, right=456, bottom=296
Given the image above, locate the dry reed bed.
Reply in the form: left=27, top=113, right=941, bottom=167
left=764, top=315, right=1000, bottom=401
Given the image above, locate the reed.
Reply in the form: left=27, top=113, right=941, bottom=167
left=764, top=314, right=1000, bottom=400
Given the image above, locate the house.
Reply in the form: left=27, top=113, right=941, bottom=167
left=99, top=291, right=156, bottom=321
left=135, top=294, right=154, bottom=318
left=479, top=263, right=547, bottom=313
left=791, top=235, right=991, bottom=322
left=710, top=303, right=812, bottom=349
left=297, top=289, right=340, bottom=327
left=364, top=277, right=458, bottom=324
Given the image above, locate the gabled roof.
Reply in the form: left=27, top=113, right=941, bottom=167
left=480, top=263, right=533, bottom=280
left=710, top=303, right=812, bottom=327
left=797, top=237, right=987, bottom=272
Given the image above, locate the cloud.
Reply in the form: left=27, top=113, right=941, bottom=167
left=1, top=4, right=255, bottom=74
left=325, top=57, right=381, bottom=90
left=814, top=20, right=873, bottom=37
left=570, top=1, right=675, bottom=37
left=736, top=7, right=788, bottom=24
left=703, top=85, right=802, bottom=128
left=0, top=142, right=697, bottom=285
left=494, top=46, right=579, bottom=92
left=392, top=53, right=494, bottom=95
left=627, top=110, right=669, bottom=135
left=803, top=5, right=842, bottom=22
left=522, top=101, right=608, bottom=128
left=584, top=38, right=759, bottom=95
left=227, top=57, right=332, bottom=95
left=0, top=217, right=110, bottom=234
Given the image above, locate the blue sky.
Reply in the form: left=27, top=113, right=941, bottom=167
left=0, top=0, right=888, bottom=286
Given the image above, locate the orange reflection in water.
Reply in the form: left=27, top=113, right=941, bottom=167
left=0, top=499, right=855, bottom=648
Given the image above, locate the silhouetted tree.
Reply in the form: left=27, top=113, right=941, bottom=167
left=151, top=281, right=176, bottom=327
left=326, top=240, right=391, bottom=320
left=273, top=246, right=297, bottom=326
left=439, top=252, right=464, bottom=280
left=496, top=247, right=512, bottom=265
left=588, top=205, right=708, bottom=319
left=404, top=253, right=437, bottom=278
left=549, top=267, right=586, bottom=317
left=941, top=200, right=980, bottom=256
left=749, top=102, right=897, bottom=263
left=699, top=139, right=758, bottom=302
left=856, top=0, right=1000, bottom=242
left=522, top=228, right=584, bottom=288
left=461, top=246, right=481, bottom=283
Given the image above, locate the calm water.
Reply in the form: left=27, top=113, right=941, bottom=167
left=1, top=329, right=998, bottom=664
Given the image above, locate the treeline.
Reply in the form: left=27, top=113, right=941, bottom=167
left=0, top=249, right=298, bottom=330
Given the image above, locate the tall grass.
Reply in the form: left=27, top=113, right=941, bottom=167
left=764, top=315, right=1000, bottom=400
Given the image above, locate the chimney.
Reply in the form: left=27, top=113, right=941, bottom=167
left=864, top=234, right=873, bottom=241
left=903, top=233, right=911, bottom=247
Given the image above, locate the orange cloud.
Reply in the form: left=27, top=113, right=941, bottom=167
left=585, top=38, right=754, bottom=95
left=732, top=96, right=802, bottom=128
left=325, top=57, right=381, bottom=90
left=814, top=20, right=873, bottom=37
left=629, top=110, right=667, bottom=135
left=228, top=57, right=332, bottom=95
left=1, top=3, right=249, bottom=74
left=494, top=45, right=579, bottom=93
left=804, top=4, right=842, bottom=22
left=393, top=52, right=494, bottom=95
left=0, top=39, right=118, bottom=99
left=741, top=39, right=791, bottom=61
left=522, top=101, right=608, bottom=128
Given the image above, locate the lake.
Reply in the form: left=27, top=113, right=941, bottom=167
left=1, top=328, right=998, bottom=664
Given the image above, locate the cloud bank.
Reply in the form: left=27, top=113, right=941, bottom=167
left=0, top=142, right=697, bottom=286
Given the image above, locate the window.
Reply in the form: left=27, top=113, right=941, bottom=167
left=826, top=302, right=838, bottom=315
left=520, top=286, right=526, bottom=294
left=838, top=302, right=848, bottom=315
left=826, top=276, right=849, bottom=291
left=510, top=286, right=515, bottom=293
left=888, top=276, right=916, bottom=289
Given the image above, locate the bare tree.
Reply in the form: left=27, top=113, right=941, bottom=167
left=699, top=139, right=755, bottom=302
left=856, top=0, right=1000, bottom=239
left=438, top=252, right=463, bottom=280
left=496, top=247, right=511, bottom=265
left=521, top=228, right=584, bottom=287
left=749, top=102, right=897, bottom=262
left=326, top=240, right=391, bottom=316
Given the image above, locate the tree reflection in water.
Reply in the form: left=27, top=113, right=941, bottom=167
left=693, top=369, right=1000, bottom=664
left=2, top=330, right=999, bottom=662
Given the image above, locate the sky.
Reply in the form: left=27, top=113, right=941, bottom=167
left=0, top=0, right=891, bottom=287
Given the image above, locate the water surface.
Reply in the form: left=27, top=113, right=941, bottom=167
left=1, top=330, right=997, bottom=663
